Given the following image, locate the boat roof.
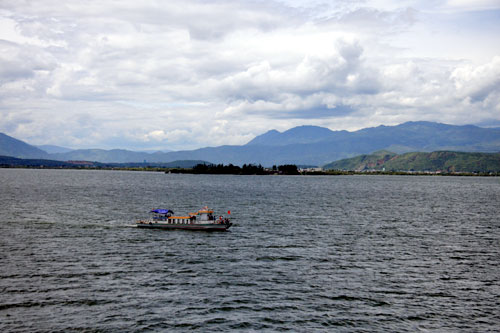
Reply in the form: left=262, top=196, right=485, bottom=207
left=151, top=208, right=214, bottom=215
left=150, top=209, right=174, bottom=214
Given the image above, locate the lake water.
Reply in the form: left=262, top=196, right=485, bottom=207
left=1, top=169, right=499, bottom=332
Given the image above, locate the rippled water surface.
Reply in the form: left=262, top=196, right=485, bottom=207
left=1, top=169, right=499, bottom=332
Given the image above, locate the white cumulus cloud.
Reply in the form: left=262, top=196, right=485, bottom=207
left=0, top=0, right=499, bottom=150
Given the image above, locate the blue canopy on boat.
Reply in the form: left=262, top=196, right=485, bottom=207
left=150, top=209, right=174, bottom=214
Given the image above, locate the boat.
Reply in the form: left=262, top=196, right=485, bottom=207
left=136, top=207, right=232, bottom=231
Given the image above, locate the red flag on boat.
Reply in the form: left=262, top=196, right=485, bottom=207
left=227, top=210, right=231, bottom=215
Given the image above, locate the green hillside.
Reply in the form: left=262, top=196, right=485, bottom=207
left=322, top=150, right=396, bottom=171
left=324, top=151, right=500, bottom=173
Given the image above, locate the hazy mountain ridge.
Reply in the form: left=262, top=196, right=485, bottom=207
left=0, top=156, right=210, bottom=169
left=37, top=145, right=74, bottom=154
left=352, top=122, right=500, bottom=152
left=145, top=122, right=500, bottom=165
left=323, top=151, right=500, bottom=173
left=1, top=121, right=500, bottom=165
left=0, top=133, right=49, bottom=159
left=50, top=149, right=155, bottom=163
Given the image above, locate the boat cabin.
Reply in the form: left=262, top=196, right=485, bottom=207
left=148, top=208, right=217, bottom=224
left=151, top=209, right=173, bottom=221
left=195, top=209, right=215, bottom=221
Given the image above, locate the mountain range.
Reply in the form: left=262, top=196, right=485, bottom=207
left=2, top=121, right=500, bottom=166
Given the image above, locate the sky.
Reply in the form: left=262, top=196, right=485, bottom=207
left=1, top=0, right=500, bottom=151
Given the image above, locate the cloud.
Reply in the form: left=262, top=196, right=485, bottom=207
left=444, top=0, right=500, bottom=11
left=330, top=6, right=419, bottom=33
left=143, top=129, right=190, bottom=143
left=451, top=56, right=500, bottom=103
left=213, top=40, right=381, bottom=121
left=0, top=0, right=499, bottom=150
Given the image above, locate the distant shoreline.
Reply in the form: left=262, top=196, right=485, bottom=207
left=3, top=149, right=499, bottom=176
left=166, top=168, right=499, bottom=177
left=1, top=165, right=498, bottom=177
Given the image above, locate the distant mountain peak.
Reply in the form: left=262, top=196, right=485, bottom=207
left=245, top=129, right=282, bottom=146
left=246, top=125, right=336, bottom=146
left=286, top=125, right=326, bottom=130
left=265, top=129, right=281, bottom=134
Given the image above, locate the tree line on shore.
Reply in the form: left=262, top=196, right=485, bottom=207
left=169, top=163, right=300, bottom=175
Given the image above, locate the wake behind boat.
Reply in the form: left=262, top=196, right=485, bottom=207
left=136, top=207, right=232, bottom=231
